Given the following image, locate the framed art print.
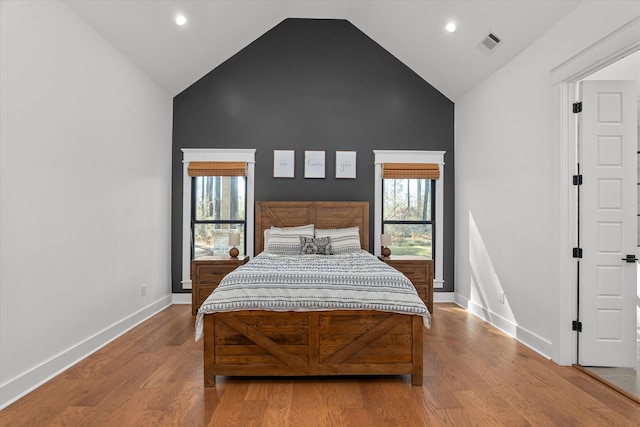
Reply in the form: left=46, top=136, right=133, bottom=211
left=304, top=150, right=325, bottom=178
left=273, top=150, right=295, bottom=178
left=335, top=151, right=357, bottom=179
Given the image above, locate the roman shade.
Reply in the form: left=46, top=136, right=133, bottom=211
left=187, top=161, right=247, bottom=177
left=382, top=163, right=440, bottom=180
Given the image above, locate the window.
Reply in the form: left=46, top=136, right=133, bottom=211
left=181, top=149, right=255, bottom=290
left=382, top=178, right=434, bottom=258
left=374, top=150, right=445, bottom=289
left=192, top=176, right=246, bottom=258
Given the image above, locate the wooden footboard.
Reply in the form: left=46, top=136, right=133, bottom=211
left=203, top=310, right=424, bottom=386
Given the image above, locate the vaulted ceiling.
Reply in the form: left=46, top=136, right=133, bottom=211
left=62, top=0, right=581, bottom=100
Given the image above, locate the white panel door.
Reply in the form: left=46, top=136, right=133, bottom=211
left=579, top=80, right=637, bottom=367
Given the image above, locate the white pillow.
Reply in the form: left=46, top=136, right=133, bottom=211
left=315, top=226, right=361, bottom=254
left=270, top=224, right=315, bottom=234
left=266, top=224, right=314, bottom=254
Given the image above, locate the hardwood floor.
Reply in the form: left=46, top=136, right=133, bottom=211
left=2, top=303, right=640, bottom=426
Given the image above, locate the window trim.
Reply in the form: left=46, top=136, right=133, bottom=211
left=181, top=149, right=256, bottom=290
left=374, top=150, right=445, bottom=289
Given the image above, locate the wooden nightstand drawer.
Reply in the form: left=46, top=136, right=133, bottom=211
left=192, top=256, right=249, bottom=314
left=195, top=284, right=217, bottom=308
left=392, top=264, right=427, bottom=283
left=194, top=265, right=233, bottom=284
left=413, top=284, right=428, bottom=301
left=380, top=255, right=433, bottom=314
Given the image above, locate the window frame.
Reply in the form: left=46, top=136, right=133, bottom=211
left=374, top=150, right=445, bottom=289
left=181, top=149, right=255, bottom=290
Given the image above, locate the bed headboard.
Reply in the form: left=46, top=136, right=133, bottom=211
left=255, top=201, right=369, bottom=255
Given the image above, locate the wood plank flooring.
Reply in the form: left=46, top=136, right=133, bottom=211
left=2, top=303, right=640, bottom=426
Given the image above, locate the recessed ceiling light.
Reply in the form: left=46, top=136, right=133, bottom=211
left=445, top=22, right=456, bottom=33
left=176, top=15, right=187, bottom=26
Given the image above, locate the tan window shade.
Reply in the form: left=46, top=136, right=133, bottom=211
left=187, top=161, right=247, bottom=177
left=382, top=163, right=440, bottom=180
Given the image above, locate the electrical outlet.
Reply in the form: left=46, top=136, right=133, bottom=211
left=498, top=292, right=505, bottom=304
left=141, top=284, right=147, bottom=297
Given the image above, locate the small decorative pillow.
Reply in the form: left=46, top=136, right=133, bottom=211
left=300, top=236, right=333, bottom=255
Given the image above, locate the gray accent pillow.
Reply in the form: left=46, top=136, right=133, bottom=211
left=300, top=236, right=333, bottom=255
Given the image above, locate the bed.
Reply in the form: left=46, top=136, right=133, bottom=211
left=195, top=201, right=430, bottom=386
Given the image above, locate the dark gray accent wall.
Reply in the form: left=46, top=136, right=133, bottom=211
left=172, top=18, right=454, bottom=293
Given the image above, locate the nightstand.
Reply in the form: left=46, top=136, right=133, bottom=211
left=191, top=255, right=249, bottom=314
left=380, top=255, right=433, bottom=314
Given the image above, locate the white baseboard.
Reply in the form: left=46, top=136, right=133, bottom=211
left=433, top=291, right=455, bottom=303
left=453, top=293, right=552, bottom=359
left=172, top=293, right=191, bottom=304
left=0, top=295, right=172, bottom=410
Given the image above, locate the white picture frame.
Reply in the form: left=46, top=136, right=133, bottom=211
left=304, top=150, right=325, bottom=179
left=273, top=150, right=295, bottom=178
left=335, top=150, right=357, bottom=179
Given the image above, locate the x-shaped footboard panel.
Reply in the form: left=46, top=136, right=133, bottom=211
left=222, top=314, right=307, bottom=367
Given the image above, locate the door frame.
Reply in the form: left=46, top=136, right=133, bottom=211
left=551, top=17, right=640, bottom=365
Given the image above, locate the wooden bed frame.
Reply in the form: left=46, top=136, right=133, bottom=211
left=203, top=201, right=424, bottom=386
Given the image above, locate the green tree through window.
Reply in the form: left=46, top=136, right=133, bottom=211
left=382, top=178, right=434, bottom=258
left=192, top=176, right=246, bottom=258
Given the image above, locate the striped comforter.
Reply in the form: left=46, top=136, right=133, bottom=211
left=195, top=250, right=430, bottom=341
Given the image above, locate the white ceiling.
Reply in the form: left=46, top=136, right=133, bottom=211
left=62, top=0, right=582, bottom=100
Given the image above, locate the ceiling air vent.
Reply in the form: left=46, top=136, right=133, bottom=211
left=477, top=32, right=502, bottom=55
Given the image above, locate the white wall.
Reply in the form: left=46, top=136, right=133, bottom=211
left=0, top=0, right=173, bottom=408
left=455, top=1, right=640, bottom=359
left=584, top=50, right=639, bottom=83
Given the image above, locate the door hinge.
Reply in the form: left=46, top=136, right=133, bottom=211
left=572, top=320, right=582, bottom=332
left=573, top=102, right=582, bottom=113
left=572, top=175, right=582, bottom=185
left=573, top=247, right=583, bottom=258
